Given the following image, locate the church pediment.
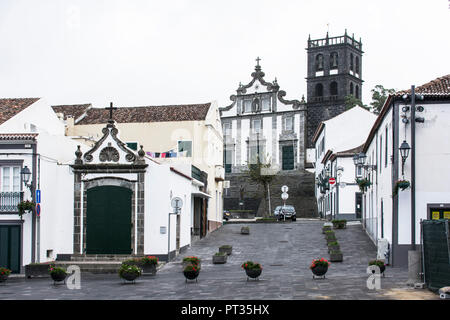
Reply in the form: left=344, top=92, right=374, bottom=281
left=220, top=58, right=306, bottom=115
left=73, top=104, right=146, bottom=166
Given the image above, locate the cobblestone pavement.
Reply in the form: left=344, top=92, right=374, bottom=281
left=0, top=220, right=439, bottom=300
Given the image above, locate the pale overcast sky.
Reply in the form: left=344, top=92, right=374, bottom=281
left=0, top=0, right=449, bottom=109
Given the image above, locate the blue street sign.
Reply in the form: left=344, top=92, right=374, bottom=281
left=36, top=203, right=41, bottom=217
left=36, top=189, right=41, bottom=203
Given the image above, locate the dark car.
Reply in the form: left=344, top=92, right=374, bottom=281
left=223, top=210, right=232, bottom=221
left=274, top=205, right=296, bottom=221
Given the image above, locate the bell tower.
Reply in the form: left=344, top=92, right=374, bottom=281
left=306, top=30, right=364, bottom=148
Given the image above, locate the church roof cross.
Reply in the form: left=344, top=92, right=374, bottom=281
left=105, top=102, right=118, bottom=123
left=256, top=56, right=261, bottom=66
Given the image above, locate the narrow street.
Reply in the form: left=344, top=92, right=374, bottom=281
left=0, top=220, right=438, bottom=300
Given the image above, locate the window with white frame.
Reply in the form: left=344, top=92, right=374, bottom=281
left=1, top=166, right=21, bottom=192
left=261, top=97, right=270, bottom=111
left=223, top=123, right=231, bottom=136
left=284, top=117, right=293, bottom=131
left=243, top=100, right=252, bottom=113
left=252, top=119, right=261, bottom=134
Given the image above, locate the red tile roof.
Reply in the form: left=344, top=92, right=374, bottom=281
left=52, top=104, right=91, bottom=121
left=0, top=98, right=40, bottom=125
left=76, top=103, right=212, bottom=125
left=396, top=74, right=450, bottom=96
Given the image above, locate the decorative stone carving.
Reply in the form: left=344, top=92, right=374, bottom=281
left=99, top=143, right=120, bottom=162
left=75, top=145, right=83, bottom=164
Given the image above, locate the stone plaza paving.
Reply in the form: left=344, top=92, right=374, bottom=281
left=0, top=220, right=439, bottom=300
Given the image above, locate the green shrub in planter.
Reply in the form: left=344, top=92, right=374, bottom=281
left=219, top=245, right=232, bottom=255
left=119, top=264, right=141, bottom=282
left=322, top=226, right=332, bottom=234
left=327, top=241, right=340, bottom=252
left=212, top=252, right=227, bottom=264
left=332, top=219, right=347, bottom=229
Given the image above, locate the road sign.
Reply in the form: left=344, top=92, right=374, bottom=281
left=329, top=178, right=336, bottom=185
left=36, top=189, right=41, bottom=203
left=281, top=192, right=289, bottom=201
left=36, top=203, right=41, bottom=217
left=281, top=185, right=289, bottom=193
left=171, top=197, right=183, bottom=213
left=340, top=182, right=346, bottom=188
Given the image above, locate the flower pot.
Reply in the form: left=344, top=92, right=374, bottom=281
left=311, top=265, right=328, bottom=278
left=120, top=271, right=140, bottom=282
left=183, top=270, right=199, bottom=282
left=182, top=261, right=201, bottom=270
left=219, top=246, right=232, bottom=255
left=212, top=254, right=227, bottom=264
left=142, top=264, right=157, bottom=276
left=50, top=272, right=67, bottom=283
left=245, top=268, right=262, bottom=280
left=0, top=274, right=9, bottom=283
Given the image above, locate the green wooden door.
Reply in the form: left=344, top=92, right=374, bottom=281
left=0, top=225, right=21, bottom=273
left=282, top=145, right=294, bottom=170
left=86, top=186, right=132, bottom=254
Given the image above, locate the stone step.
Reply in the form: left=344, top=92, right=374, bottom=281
left=69, top=254, right=143, bottom=262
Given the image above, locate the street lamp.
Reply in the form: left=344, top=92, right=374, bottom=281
left=21, top=166, right=32, bottom=190
left=399, top=140, right=411, bottom=176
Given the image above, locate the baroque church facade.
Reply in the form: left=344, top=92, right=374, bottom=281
left=220, top=31, right=363, bottom=217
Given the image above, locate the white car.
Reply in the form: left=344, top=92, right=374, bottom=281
left=274, top=205, right=296, bottom=221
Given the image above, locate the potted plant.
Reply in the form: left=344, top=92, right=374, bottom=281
left=327, top=241, right=340, bottom=253
left=219, top=245, right=233, bottom=255
left=369, top=260, right=386, bottom=275
left=324, top=230, right=337, bottom=242
left=182, top=256, right=201, bottom=270
left=183, top=264, right=200, bottom=282
left=17, top=200, right=35, bottom=219
left=0, top=267, right=11, bottom=283
left=118, top=264, right=141, bottom=283
left=140, top=256, right=158, bottom=275
left=332, top=219, right=347, bottom=229
left=356, top=178, right=371, bottom=193
left=241, top=226, right=250, bottom=235
left=393, top=180, right=410, bottom=196
left=48, top=265, right=67, bottom=284
left=241, top=261, right=262, bottom=281
left=329, top=250, right=343, bottom=262
left=212, top=252, right=227, bottom=264
left=310, top=258, right=330, bottom=279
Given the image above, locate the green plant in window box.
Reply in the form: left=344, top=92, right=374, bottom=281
left=356, top=178, right=371, bottom=193
left=393, top=180, right=410, bottom=196
left=17, top=200, right=35, bottom=219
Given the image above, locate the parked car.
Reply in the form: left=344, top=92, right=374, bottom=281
left=223, top=210, right=232, bottom=221
left=274, top=205, right=296, bottom=221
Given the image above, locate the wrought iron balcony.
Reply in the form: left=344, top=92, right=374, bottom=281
left=0, top=192, right=23, bottom=213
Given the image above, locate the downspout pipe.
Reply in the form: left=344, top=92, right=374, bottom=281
left=411, top=86, right=416, bottom=250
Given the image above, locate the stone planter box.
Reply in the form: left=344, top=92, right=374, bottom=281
left=212, top=254, right=227, bottom=264
left=241, top=227, right=250, bottom=235
left=329, top=252, right=343, bottom=262
left=219, top=246, right=232, bottom=255
left=322, top=226, right=332, bottom=234
left=141, top=264, right=157, bottom=276
left=326, top=236, right=337, bottom=243
left=25, top=263, right=52, bottom=278
left=327, top=244, right=340, bottom=253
